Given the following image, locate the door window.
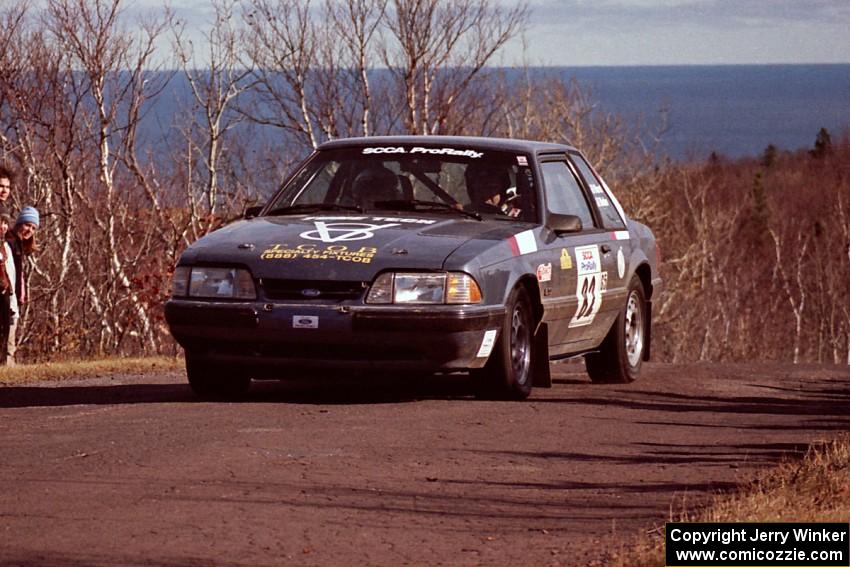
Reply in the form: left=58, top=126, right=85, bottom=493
left=570, top=154, right=627, bottom=230
left=541, top=161, right=595, bottom=229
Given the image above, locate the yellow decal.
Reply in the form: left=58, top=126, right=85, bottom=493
left=261, top=244, right=377, bottom=264
left=560, top=248, right=573, bottom=270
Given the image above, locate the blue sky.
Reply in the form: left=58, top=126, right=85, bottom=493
left=142, top=0, right=850, bottom=66
left=521, top=0, right=850, bottom=65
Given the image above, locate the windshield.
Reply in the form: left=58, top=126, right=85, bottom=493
left=266, top=145, right=537, bottom=222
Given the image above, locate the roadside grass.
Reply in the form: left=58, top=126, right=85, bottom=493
left=0, top=356, right=182, bottom=385
left=610, top=436, right=850, bottom=566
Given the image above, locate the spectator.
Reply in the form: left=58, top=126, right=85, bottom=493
left=0, top=213, right=15, bottom=364
left=0, top=166, right=14, bottom=217
left=5, top=206, right=39, bottom=365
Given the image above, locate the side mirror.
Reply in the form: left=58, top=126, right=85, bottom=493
left=547, top=213, right=582, bottom=234
left=244, top=206, right=263, bottom=219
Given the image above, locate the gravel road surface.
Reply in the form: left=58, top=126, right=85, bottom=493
left=1, top=362, right=848, bottom=566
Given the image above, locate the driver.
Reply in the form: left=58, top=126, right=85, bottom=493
left=465, top=164, right=521, bottom=218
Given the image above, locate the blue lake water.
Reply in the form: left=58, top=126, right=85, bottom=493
left=561, top=64, right=850, bottom=159
left=151, top=64, right=850, bottom=162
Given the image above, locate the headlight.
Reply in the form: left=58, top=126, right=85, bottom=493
left=366, top=272, right=481, bottom=305
left=171, top=266, right=256, bottom=299
left=395, top=273, right=446, bottom=304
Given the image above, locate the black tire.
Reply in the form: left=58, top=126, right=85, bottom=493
left=185, top=354, right=251, bottom=399
left=475, top=286, right=534, bottom=400
left=586, top=275, right=646, bottom=383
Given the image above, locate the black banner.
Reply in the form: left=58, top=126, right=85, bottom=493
left=666, top=522, right=849, bottom=566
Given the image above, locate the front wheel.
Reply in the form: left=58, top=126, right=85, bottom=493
left=586, top=275, right=646, bottom=383
left=475, top=286, right=534, bottom=400
left=186, top=354, right=251, bottom=399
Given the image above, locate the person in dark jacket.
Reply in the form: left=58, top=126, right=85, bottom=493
left=0, top=212, right=15, bottom=362
left=4, top=206, right=39, bottom=365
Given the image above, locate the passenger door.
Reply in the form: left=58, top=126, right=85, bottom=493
left=537, top=157, right=618, bottom=351
left=569, top=151, right=634, bottom=334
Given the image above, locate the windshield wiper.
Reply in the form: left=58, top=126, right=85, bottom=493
left=372, top=199, right=482, bottom=221
left=265, top=203, right=364, bottom=215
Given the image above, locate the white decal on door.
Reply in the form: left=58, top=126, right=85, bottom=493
left=570, top=245, right=603, bottom=328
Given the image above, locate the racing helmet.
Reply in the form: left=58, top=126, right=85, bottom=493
left=350, top=165, right=401, bottom=208
left=464, top=162, right=515, bottom=209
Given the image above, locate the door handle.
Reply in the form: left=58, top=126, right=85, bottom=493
left=601, top=244, right=612, bottom=254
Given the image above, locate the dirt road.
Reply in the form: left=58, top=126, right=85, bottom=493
left=1, top=362, right=848, bottom=566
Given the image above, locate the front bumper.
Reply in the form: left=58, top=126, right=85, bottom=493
left=165, top=299, right=505, bottom=372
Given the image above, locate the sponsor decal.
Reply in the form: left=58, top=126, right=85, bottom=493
left=570, top=245, right=603, bottom=328
left=595, top=196, right=610, bottom=208
left=577, top=245, right=600, bottom=275
left=292, top=315, right=319, bottom=329
left=588, top=182, right=605, bottom=195
left=508, top=230, right=538, bottom=256
left=476, top=329, right=499, bottom=358
left=516, top=155, right=528, bottom=166
left=610, top=230, right=630, bottom=241
left=305, top=215, right=436, bottom=225
left=560, top=248, right=573, bottom=270
left=300, top=221, right=399, bottom=243
left=361, top=146, right=483, bottom=158
left=601, top=272, right=608, bottom=292
left=371, top=216, right=436, bottom=225
left=536, top=262, right=552, bottom=283
left=617, top=248, right=626, bottom=279
left=261, top=243, right=378, bottom=264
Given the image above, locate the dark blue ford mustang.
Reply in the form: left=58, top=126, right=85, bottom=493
left=166, top=136, right=662, bottom=399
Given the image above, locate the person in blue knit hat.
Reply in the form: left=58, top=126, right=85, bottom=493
left=3, top=206, right=39, bottom=365
left=16, top=206, right=38, bottom=227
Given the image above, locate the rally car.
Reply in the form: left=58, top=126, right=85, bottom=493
left=165, top=136, right=662, bottom=399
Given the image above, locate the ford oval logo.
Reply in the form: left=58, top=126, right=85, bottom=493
left=301, top=288, right=321, bottom=298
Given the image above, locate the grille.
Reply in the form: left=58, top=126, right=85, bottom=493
left=261, top=279, right=367, bottom=301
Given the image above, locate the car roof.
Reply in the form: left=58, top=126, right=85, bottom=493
left=318, top=135, right=576, bottom=155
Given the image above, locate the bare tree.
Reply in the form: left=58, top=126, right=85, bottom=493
left=171, top=0, right=255, bottom=237
left=382, top=0, right=528, bottom=134
left=241, top=0, right=323, bottom=148
left=0, top=2, right=93, bottom=354
left=239, top=0, right=527, bottom=146
left=768, top=226, right=810, bottom=364
left=42, top=0, right=169, bottom=354
left=326, top=0, right=388, bottom=136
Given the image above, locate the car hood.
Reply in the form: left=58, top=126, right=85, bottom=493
left=180, top=213, right=523, bottom=281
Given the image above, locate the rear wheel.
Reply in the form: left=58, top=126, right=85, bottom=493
left=185, top=353, right=251, bottom=399
left=586, top=275, right=646, bottom=383
left=475, top=286, right=534, bottom=400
